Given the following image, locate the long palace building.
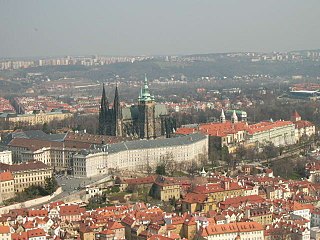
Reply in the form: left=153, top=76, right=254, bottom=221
left=98, top=75, right=176, bottom=139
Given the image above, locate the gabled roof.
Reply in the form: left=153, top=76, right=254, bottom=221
left=295, top=120, right=314, bottom=129
left=60, top=205, right=81, bottom=216
left=11, top=232, right=28, bottom=240
left=28, top=209, right=48, bottom=217
left=182, top=192, right=207, bottom=204
left=27, top=228, right=46, bottom=237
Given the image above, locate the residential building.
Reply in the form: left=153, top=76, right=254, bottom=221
left=0, top=171, right=15, bottom=202
left=150, top=176, right=181, bottom=201
left=27, top=228, right=46, bottom=240
left=182, top=193, right=217, bottom=213
left=291, top=111, right=316, bottom=142
left=0, top=161, right=52, bottom=192
left=196, top=221, right=264, bottom=240
left=59, top=205, right=82, bottom=222
left=192, top=181, right=245, bottom=204
left=244, top=206, right=273, bottom=226
left=0, top=111, right=73, bottom=130
left=0, top=226, right=11, bottom=240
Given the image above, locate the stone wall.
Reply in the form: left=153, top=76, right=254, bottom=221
left=0, top=187, right=62, bottom=215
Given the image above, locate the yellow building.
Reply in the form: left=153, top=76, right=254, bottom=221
left=0, top=161, right=52, bottom=192
left=243, top=206, right=273, bottom=226
left=182, top=193, right=217, bottom=213
left=192, top=181, right=245, bottom=204
left=150, top=176, right=180, bottom=201
left=0, top=171, right=15, bottom=202
left=0, top=111, right=73, bottom=130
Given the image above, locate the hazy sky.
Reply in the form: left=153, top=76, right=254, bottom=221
left=1, top=0, right=319, bottom=58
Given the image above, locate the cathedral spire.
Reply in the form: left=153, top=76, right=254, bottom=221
left=139, top=74, right=154, bottom=103
left=99, top=83, right=109, bottom=135
left=113, top=84, right=121, bottom=118
left=100, top=84, right=107, bottom=108
left=113, top=84, right=123, bottom=136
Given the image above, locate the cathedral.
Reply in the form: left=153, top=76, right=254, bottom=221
left=98, top=75, right=176, bottom=139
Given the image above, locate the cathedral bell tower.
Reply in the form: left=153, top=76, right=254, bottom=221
left=98, top=84, right=112, bottom=135
left=138, top=74, right=156, bottom=139
left=113, top=84, right=123, bottom=136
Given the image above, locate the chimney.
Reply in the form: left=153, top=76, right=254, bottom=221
left=223, top=181, right=230, bottom=190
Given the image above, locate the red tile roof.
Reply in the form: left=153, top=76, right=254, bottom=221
left=0, top=161, right=50, bottom=172
left=27, top=228, right=46, bottom=237
left=28, top=209, right=48, bottom=217
left=0, top=225, right=10, bottom=234
left=200, top=222, right=263, bottom=236
left=182, top=192, right=207, bottom=203
left=124, top=175, right=156, bottom=185
left=219, top=195, right=265, bottom=209
left=246, top=121, right=293, bottom=135
left=60, top=205, right=81, bottom=216
left=0, top=171, right=14, bottom=181
left=295, top=120, right=314, bottom=129
left=11, top=232, right=28, bottom=240
left=177, top=120, right=294, bottom=137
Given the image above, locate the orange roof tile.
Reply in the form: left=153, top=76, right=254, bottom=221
left=60, top=205, right=81, bottom=216
left=0, top=171, right=14, bottom=181
left=0, top=225, right=10, bottom=234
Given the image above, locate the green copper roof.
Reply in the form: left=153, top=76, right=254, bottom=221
left=138, top=74, right=155, bottom=102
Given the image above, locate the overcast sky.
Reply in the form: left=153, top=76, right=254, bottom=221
left=1, top=0, right=319, bottom=58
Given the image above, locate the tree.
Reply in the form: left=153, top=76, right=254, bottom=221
left=221, top=146, right=231, bottom=165
left=110, top=186, right=120, bottom=193
left=186, top=160, right=198, bottom=176
left=44, top=177, right=58, bottom=194
left=263, top=142, right=279, bottom=159
left=156, top=164, right=166, bottom=175
left=42, top=123, right=51, bottom=134
left=236, top=145, right=246, bottom=160
left=156, top=152, right=176, bottom=176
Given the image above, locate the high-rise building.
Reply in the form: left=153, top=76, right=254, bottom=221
left=98, top=75, right=176, bottom=139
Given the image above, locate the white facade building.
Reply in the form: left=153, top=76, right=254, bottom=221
left=0, top=150, right=12, bottom=165
left=72, top=133, right=208, bottom=178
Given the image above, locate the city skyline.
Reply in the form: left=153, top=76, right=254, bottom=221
left=1, top=0, right=320, bottom=58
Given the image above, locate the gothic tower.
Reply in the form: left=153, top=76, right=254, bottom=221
left=113, top=84, right=123, bottom=136
left=98, top=84, right=113, bottom=135
left=138, top=74, right=156, bottom=139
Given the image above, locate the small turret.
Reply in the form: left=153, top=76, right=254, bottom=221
left=291, top=110, right=301, bottom=122
left=220, top=109, right=226, bottom=123
left=231, top=110, right=238, bottom=123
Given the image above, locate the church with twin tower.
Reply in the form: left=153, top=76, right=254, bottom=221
left=98, top=75, right=176, bottom=139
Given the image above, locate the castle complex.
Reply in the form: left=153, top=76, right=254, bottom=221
left=98, top=75, right=176, bottom=139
